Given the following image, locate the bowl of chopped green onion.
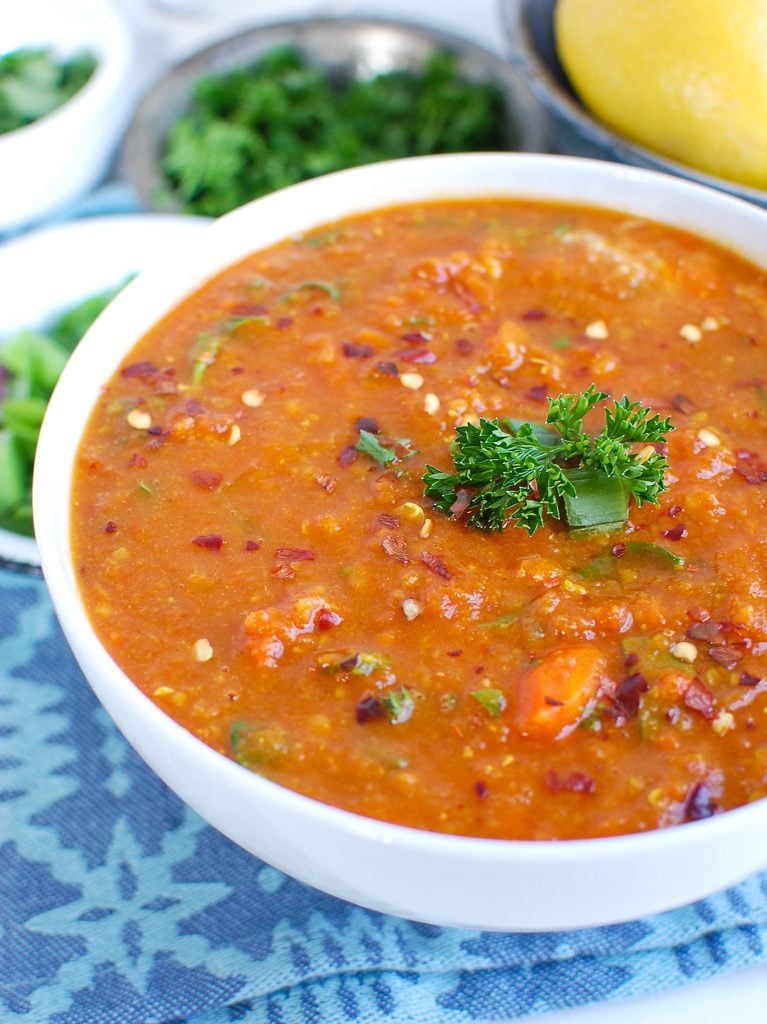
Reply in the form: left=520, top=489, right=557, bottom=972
left=0, top=0, right=135, bottom=234
left=119, top=16, right=548, bottom=218
left=0, top=214, right=210, bottom=570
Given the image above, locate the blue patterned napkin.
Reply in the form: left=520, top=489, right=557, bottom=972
left=3, top=565, right=767, bottom=1024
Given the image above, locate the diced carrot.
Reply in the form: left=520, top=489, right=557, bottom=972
left=513, top=645, right=607, bottom=740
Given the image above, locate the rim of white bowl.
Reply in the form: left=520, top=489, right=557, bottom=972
left=33, top=152, right=767, bottom=887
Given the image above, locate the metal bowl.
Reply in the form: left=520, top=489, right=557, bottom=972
left=500, top=0, right=767, bottom=209
left=119, top=16, right=549, bottom=214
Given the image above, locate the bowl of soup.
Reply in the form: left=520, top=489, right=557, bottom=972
left=34, top=152, right=767, bottom=931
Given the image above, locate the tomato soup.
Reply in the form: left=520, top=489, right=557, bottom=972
left=71, top=200, right=767, bottom=840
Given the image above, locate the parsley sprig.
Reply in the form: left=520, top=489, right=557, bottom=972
left=423, top=385, right=673, bottom=535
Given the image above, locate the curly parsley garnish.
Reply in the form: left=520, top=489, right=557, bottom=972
left=423, top=385, right=673, bottom=536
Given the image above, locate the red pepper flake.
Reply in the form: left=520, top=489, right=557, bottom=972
left=128, top=453, right=147, bottom=468
left=420, top=550, right=453, bottom=580
left=683, top=781, right=718, bottom=822
left=400, top=330, right=431, bottom=344
left=272, top=563, right=295, bottom=579
left=544, top=695, right=564, bottom=707
left=734, top=452, right=767, bottom=484
left=683, top=678, right=717, bottom=720
left=316, top=608, right=342, bottom=631
left=193, top=534, right=223, bottom=551
left=687, top=605, right=710, bottom=623
left=316, top=473, right=338, bottom=493
left=525, top=384, right=548, bottom=403
left=392, top=347, right=437, bottom=364
left=613, top=672, right=649, bottom=719
left=276, top=317, right=293, bottom=330
left=612, top=543, right=626, bottom=557
left=707, top=645, right=742, bottom=668
left=382, top=533, right=410, bottom=564
left=446, top=649, right=463, bottom=657
left=355, top=416, right=379, bottom=433
left=374, top=361, right=399, bottom=377
left=668, top=505, right=683, bottom=518
left=624, top=650, right=639, bottom=669
left=662, top=524, right=688, bottom=540
left=356, top=695, right=385, bottom=724
left=191, top=469, right=223, bottom=490
left=740, top=670, right=762, bottom=686
left=474, top=780, right=489, bottom=801
left=104, top=521, right=117, bottom=534
left=230, top=302, right=268, bottom=317
left=185, top=398, right=204, bottom=415
left=337, top=445, right=359, bottom=467
left=686, top=621, right=722, bottom=643
left=377, top=512, right=400, bottom=529
left=545, top=769, right=595, bottom=794
left=244, top=540, right=261, bottom=551
left=275, top=547, right=315, bottom=561
left=455, top=338, right=474, bottom=355
left=522, top=309, right=546, bottom=321
left=449, top=489, right=472, bottom=518
left=342, top=341, right=373, bottom=358
left=231, top=367, right=244, bottom=375
left=121, top=360, right=160, bottom=379
left=671, top=393, right=696, bottom=415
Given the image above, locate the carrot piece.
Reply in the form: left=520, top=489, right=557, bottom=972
left=513, top=645, right=607, bottom=740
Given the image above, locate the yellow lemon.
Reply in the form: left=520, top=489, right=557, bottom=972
left=555, top=0, right=767, bottom=189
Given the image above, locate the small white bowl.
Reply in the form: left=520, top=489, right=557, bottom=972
left=0, top=0, right=135, bottom=233
left=34, top=154, right=767, bottom=931
left=0, top=213, right=210, bottom=571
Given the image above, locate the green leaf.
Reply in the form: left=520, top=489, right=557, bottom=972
left=380, top=687, right=415, bottom=725
left=230, top=720, right=289, bottom=771
left=470, top=688, right=507, bottom=718
left=355, top=430, right=398, bottom=467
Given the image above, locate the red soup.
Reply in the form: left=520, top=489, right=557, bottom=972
left=72, top=199, right=767, bottom=840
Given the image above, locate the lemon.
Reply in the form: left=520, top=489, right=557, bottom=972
left=555, top=0, right=767, bottom=189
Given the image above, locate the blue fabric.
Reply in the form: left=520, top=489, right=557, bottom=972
left=3, top=565, right=767, bottom=1024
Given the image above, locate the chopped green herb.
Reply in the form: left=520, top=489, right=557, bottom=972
left=0, top=47, right=97, bottom=134
left=550, top=336, right=571, bottom=350
left=476, top=612, right=519, bottom=629
left=424, top=385, right=673, bottom=536
left=470, top=688, right=507, bottom=717
left=380, top=687, right=415, bottom=725
left=355, top=430, right=398, bottom=467
left=161, top=47, right=508, bottom=217
left=230, top=720, right=289, bottom=770
left=280, top=280, right=341, bottom=304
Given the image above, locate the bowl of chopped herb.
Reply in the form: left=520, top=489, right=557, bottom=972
left=118, top=16, right=548, bottom=218
left=0, top=0, right=135, bottom=234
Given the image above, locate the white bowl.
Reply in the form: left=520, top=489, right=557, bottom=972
left=0, top=213, right=210, bottom=571
left=0, top=0, right=135, bottom=233
left=34, top=153, right=767, bottom=931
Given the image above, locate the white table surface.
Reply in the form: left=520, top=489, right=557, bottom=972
left=105, top=0, right=767, bottom=1018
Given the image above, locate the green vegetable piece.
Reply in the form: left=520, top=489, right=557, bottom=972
left=476, top=612, right=519, bottom=629
left=281, top=280, right=341, bottom=303
left=470, top=688, right=507, bottom=718
left=355, top=429, right=398, bottom=467
left=623, top=541, right=685, bottom=569
left=49, top=281, right=128, bottom=352
left=424, top=385, right=673, bottom=536
left=380, top=686, right=415, bottom=725
left=0, top=430, right=28, bottom=516
left=562, top=467, right=629, bottom=534
left=230, top=720, right=289, bottom=771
